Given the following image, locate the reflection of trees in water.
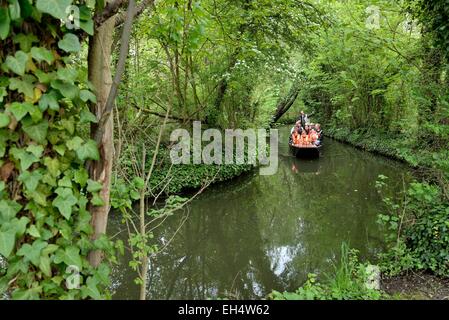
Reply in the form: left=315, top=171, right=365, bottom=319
left=112, top=128, right=412, bottom=299
left=147, top=197, right=283, bottom=299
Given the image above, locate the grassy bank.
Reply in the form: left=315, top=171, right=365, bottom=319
left=324, top=126, right=443, bottom=169
left=113, top=144, right=256, bottom=201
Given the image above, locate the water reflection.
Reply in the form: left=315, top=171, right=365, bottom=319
left=110, top=126, right=411, bottom=299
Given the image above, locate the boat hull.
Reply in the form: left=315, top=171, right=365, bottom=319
left=289, top=144, right=321, bottom=158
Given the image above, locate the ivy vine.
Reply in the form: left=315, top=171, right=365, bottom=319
left=0, top=0, right=121, bottom=300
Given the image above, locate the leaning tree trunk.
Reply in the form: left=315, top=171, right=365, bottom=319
left=271, top=81, right=301, bottom=125
left=87, top=16, right=115, bottom=267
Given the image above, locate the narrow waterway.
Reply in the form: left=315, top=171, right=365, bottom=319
left=110, top=126, right=412, bottom=299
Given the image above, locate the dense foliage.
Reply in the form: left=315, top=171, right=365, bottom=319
left=0, top=0, right=121, bottom=299
left=1, top=0, right=448, bottom=300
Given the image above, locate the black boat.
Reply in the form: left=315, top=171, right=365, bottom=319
left=289, top=142, right=322, bottom=158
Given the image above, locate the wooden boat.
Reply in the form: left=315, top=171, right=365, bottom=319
left=289, top=142, right=322, bottom=158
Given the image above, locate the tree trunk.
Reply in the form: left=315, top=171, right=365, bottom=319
left=271, top=82, right=301, bottom=125
left=87, top=16, right=115, bottom=267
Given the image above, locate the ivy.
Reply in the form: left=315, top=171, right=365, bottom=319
left=0, top=0, right=116, bottom=300
left=58, top=34, right=81, bottom=53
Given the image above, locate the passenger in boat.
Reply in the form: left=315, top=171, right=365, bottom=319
left=300, top=130, right=310, bottom=145
left=304, top=124, right=311, bottom=135
left=310, top=127, right=319, bottom=144
left=291, top=121, right=302, bottom=134
left=290, top=122, right=303, bottom=144
left=315, top=124, right=323, bottom=146
left=292, top=129, right=301, bottom=145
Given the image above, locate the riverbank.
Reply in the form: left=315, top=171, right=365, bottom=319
left=324, top=125, right=449, bottom=300
left=382, top=272, right=449, bottom=300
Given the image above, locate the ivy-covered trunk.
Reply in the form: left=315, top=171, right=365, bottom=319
left=0, top=0, right=116, bottom=299
left=87, top=14, right=115, bottom=268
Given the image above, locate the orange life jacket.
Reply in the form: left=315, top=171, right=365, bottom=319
left=292, top=132, right=300, bottom=145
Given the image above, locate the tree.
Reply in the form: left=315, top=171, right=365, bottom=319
left=0, top=0, right=114, bottom=299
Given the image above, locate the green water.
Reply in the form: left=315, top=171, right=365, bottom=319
left=110, top=126, right=411, bottom=299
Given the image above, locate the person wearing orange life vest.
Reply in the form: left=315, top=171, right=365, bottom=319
left=300, top=129, right=308, bottom=145
left=309, top=127, right=318, bottom=144
left=292, top=129, right=301, bottom=146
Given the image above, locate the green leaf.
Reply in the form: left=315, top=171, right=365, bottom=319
left=55, top=246, right=82, bottom=269
left=52, top=187, right=77, bottom=220
left=74, top=168, right=89, bottom=187
left=0, top=8, right=11, bottom=40
left=27, top=225, right=41, bottom=238
left=42, top=244, right=59, bottom=256
left=130, top=190, right=140, bottom=200
left=18, top=0, right=33, bottom=18
left=76, top=139, right=99, bottom=161
left=11, top=287, right=41, bottom=300
left=39, top=91, right=59, bottom=111
left=34, top=70, right=56, bottom=84
left=23, top=120, right=49, bottom=144
left=13, top=34, right=38, bottom=52
left=9, top=77, right=35, bottom=98
left=10, top=147, right=39, bottom=171
left=87, top=179, right=103, bottom=193
left=66, top=136, right=83, bottom=150
left=61, top=118, right=75, bottom=135
left=14, top=217, right=30, bottom=237
left=0, top=87, right=7, bottom=103
left=0, top=229, right=16, bottom=258
left=132, top=177, right=145, bottom=189
left=80, top=19, right=94, bottom=36
left=44, top=157, right=60, bottom=177
left=51, top=80, right=79, bottom=100
left=0, top=200, right=22, bottom=222
left=36, top=0, right=73, bottom=20
left=91, top=193, right=105, bottom=206
left=9, top=102, right=34, bottom=121
left=64, top=246, right=83, bottom=269
left=4, top=51, right=29, bottom=76
left=26, top=145, right=44, bottom=158
left=53, top=144, right=66, bottom=156
left=81, top=277, right=102, bottom=300
left=16, top=240, right=48, bottom=266
left=58, top=175, right=72, bottom=188
left=0, top=113, right=11, bottom=128
left=8, top=0, right=21, bottom=21
left=19, top=170, right=43, bottom=192
left=29, top=107, right=43, bottom=123
left=58, top=33, right=81, bottom=53
left=80, top=108, right=98, bottom=123
left=39, top=254, right=52, bottom=277
left=31, top=47, right=54, bottom=65
left=94, top=263, right=111, bottom=286
left=57, top=67, right=78, bottom=83
left=80, top=90, right=97, bottom=103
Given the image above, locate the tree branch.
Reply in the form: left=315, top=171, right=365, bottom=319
left=115, top=0, right=155, bottom=27
left=95, top=0, right=136, bottom=143
left=94, top=0, right=127, bottom=28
